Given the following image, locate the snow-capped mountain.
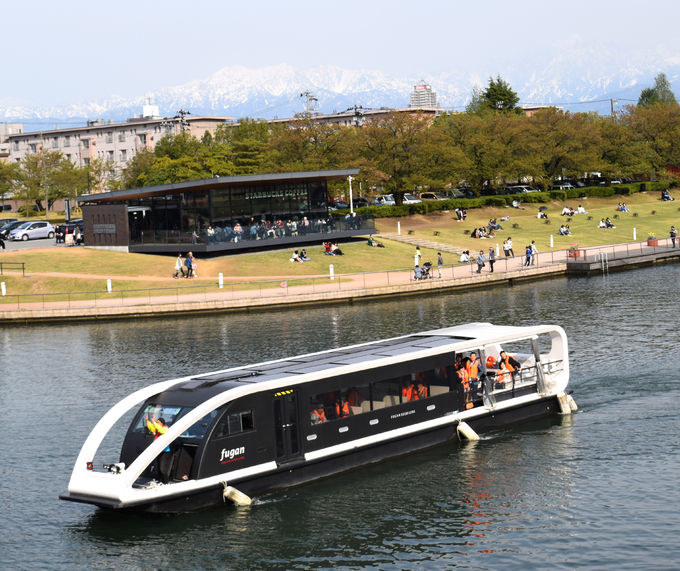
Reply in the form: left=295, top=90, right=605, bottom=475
left=3, top=57, right=679, bottom=128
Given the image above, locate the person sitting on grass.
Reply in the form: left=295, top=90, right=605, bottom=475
left=289, top=250, right=303, bottom=263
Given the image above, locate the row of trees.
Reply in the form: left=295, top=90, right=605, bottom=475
left=0, top=153, right=114, bottom=214
left=2, top=74, right=679, bottom=212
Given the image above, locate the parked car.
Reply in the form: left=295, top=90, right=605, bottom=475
left=375, top=194, right=396, bottom=206
left=419, top=192, right=445, bottom=201
left=9, top=221, right=55, bottom=241
left=504, top=185, right=540, bottom=194
left=0, top=220, right=25, bottom=240
left=0, top=217, right=18, bottom=226
left=549, top=183, right=575, bottom=190
left=402, top=193, right=422, bottom=204
left=328, top=201, right=349, bottom=210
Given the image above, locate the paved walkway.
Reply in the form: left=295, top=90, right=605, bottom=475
left=1, top=238, right=678, bottom=323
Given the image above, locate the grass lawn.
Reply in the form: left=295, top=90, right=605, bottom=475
left=1, top=192, right=678, bottom=300
left=376, top=192, right=680, bottom=254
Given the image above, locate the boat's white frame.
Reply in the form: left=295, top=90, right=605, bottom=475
left=64, top=323, right=569, bottom=509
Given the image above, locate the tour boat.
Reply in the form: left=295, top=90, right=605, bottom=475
left=60, top=323, right=576, bottom=513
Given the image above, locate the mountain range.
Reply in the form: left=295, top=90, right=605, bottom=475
left=3, top=57, right=680, bottom=129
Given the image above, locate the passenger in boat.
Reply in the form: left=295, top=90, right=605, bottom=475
left=402, top=380, right=417, bottom=401
left=310, top=403, right=326, bottom=424
left=499, top=351, right=521, bottom=383
left=415, top=381, right=428, bottom=400
left=347, top=387, right=362, bottom=407
left=466, top=352, right=481, bottom=384
left=457, top=364, right=473, bottom=410
left=495, top=361, right=509, bottom=389
left=145, top=414, right=172, bottom=483
left=335, top=395, right=352, bottom=418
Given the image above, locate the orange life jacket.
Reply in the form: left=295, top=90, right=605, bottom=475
left=502, top=355, right=516, bottom=372
left=402, top=384, right=415, bottom=401
left=457, top=368, right=469, bottom=388
left=312, top=409, right=326, bottom=423
left=466, top=358, right=480, bottom=379
left=496, top=368, right=508, bottom=383
left=416, top=384, right=428, bottom=399
left=335, top=401, right=350, bottom=417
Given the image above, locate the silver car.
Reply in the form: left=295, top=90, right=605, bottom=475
left=9, top=221, right=55, bottom=241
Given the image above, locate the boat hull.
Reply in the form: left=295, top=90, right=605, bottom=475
left=67, top=394, right=560, bottom=514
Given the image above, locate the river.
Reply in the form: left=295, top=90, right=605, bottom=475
left=1, top=264, right=679, bottom=570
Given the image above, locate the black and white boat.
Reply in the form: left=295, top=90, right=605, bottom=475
left=60, top=323, right=576, bottom=513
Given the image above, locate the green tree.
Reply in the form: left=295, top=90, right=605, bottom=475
left=638, top=72, right=677, bottom=107
left=481, top=75, right=520, bottom=113
left=16, top=150, right=82, bottom=214
left=359, top=112, right=430, bottom=203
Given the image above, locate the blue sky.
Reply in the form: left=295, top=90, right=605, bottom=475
left=4, top=0, right=679, bottom=106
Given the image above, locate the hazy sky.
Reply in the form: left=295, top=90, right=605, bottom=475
left=4, top=0, right=679, bottom=106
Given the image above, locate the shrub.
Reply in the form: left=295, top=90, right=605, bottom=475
left=549, top=190, right=567, bottom=201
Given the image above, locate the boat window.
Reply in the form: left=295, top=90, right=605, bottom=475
left=213, top=410, right=254, bottom=439
left=308, top=362, right=456, bottom=424
left=180, top=409, right=222, bottom=440
left=309, top=384, right=369, bottom=424
left=132, top=403, right=184, bottom=433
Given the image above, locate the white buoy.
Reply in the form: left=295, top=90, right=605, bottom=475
left=557, top=393, right=572, bottom=415
left=106, top=279, right=112, bottom=293
left=457, top=421, right=480, bottom=441
left=218, top=272, right=224, bottom=289
left=223, top=485, right=252, bottom=506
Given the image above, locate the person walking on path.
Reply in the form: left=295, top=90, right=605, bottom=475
left=503, top=237, right=514, bottom=257
left=524, top=244, right=532, bottom=267
left=488, top=247, right=495, bottom=273
left=414, top=247, right=422, bottom=268
left=476, top=250, right=486, bottom=274
left=173, top=253, right=185, bottom=278
left=671, top=226, right=677, bottom=248
left=437, top=252, right=444, bottom=278
left=530, top=240, right=538, bottom=265
left=184, top=252, right=194, bottom=278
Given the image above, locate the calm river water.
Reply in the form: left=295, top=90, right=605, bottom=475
left=2, top=264, right=679, bottom=570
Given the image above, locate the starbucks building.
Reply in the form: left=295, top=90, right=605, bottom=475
left=78, top=169, right=373, bottom=254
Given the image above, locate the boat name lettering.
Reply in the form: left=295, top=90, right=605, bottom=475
left=390, top=409, right=416, bottom=420
left=220, top=446, right=245, bottom=463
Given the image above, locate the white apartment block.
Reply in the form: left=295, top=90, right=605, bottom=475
left=6, top=109, right=232, bottom=172
left=409, top=83, right=439, bottom=108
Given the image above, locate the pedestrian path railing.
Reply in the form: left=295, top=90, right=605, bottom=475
left=0, top=262, right=25, bottom=277
left=1, top=239, right=677, bottom=312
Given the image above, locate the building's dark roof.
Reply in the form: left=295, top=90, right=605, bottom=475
left=77, top=169, right=360, bottom=203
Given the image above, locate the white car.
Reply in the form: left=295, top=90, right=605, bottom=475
left=9, top=221, right=55, bottom=241
left=403, top=193, right=422, bottom=204
left=375, top=195, right=396, bottom=206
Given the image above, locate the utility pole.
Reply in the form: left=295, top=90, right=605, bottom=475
left=299, top=91, right=318, bottom=116
left=40, top=131, right=48, bottom=221
left=175, top=109, right=191, bottom=132
left=610, top=99, right=618, bottom=120
left=348, top=175, right=354, bottom=214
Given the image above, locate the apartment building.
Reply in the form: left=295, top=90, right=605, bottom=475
left=6, top=106, right=232, bottom=172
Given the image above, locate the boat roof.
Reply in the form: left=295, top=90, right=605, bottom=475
left=154, top=323, right=559, bottom=405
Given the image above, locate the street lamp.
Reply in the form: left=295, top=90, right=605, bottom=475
left=348, top=175, right=354, bottom=214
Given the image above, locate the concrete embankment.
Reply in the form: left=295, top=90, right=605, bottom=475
left=0, top=263, right=565, bottom=325
left=1, top=241, right=679, bottom=325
